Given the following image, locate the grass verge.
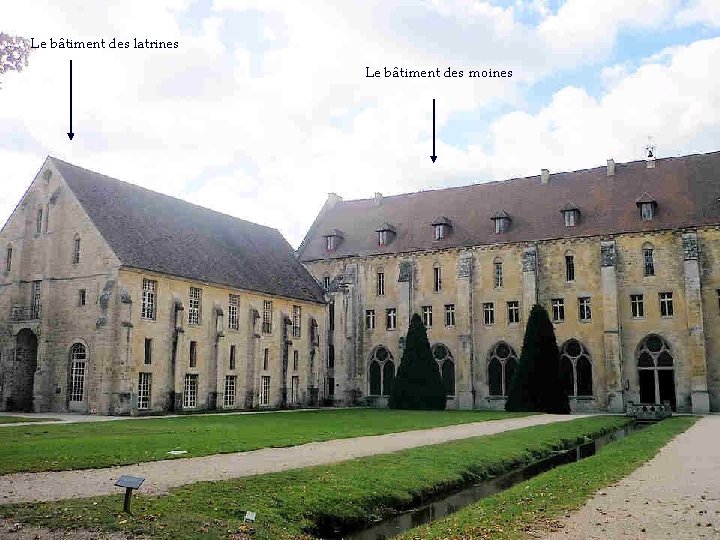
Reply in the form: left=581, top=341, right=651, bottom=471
left=398, top=416, right=697, bottom=540
left=0, top=415, right=59, bottom=424
left=0, top=409, right=530, bottom=474
left=2, top=416, right=627, bottom=540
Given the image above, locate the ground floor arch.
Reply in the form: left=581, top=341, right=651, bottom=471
left=487, top=341, right=518, bottom=397
left=432, top=343, right=455, bottom=396
left=637, top=334, right=676, bottom=411
left=368, top=345, right=395, bottom=396
left=6, top=328, right=38, bottom=411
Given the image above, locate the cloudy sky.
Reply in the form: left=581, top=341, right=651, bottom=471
left=1, top=0, right=719, bottom=247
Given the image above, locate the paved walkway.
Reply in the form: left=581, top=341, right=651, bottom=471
left=0, top=413, right=589, bottom=504
left=544, top=415, right=720, bottom=539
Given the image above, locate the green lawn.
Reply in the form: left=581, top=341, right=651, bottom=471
left=399, top=416, right=697, bottom=539
left=2, top=416, right=627, bottom=540
left=0, top=409, right=531, bottom=474
left=0, top=415, right=59, bottom=424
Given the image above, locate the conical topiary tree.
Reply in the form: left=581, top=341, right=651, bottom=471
left=389, top=313, right=446, bottom=410
left=505, top=304, right=570, bottom=414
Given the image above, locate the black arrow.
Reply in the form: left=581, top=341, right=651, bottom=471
left=430, top=98, right=436, bottom=163
left=67, top=60, right=74, bottom=140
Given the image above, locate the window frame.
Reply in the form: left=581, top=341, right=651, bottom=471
left=483, top=302, right=495, bottom=325
left=228, top=294, right=240, bottom=330
left=72, top=236, right=81, bottom=264
left=5, top=244, right=12, bottom=272
left=565, top=254, right=575, bottom=282
left=376, top=271, right=385, bottom=296
left=493, top=261, right=503, bottom=288
left=422, top=305, right=433, bottom=328
left=507, top=300, right=520, bottom=324
left=224, top=375, right=237, bottom=407
left=433, top=266, right=442, bottom=292
left=137, top=372, right=152, bottom=410
left=229, top=344, right=236, bottom=370
left=259, top=375, right=271, bottom=406
left=183, top=373, right=198, bottom=408
left=365, top=309, right=376, bottom=330
left=292, top=305, right=301, bottom=338
left=659, top=292, right=674, bottom=317
left=141, top=279, right=157, bottom=320
left=630, top=294, right=645, bottom=318
left=578, top=297, right=592, bottom=322
left=189, top=340, right=197, bottom=367
left=144, top=337, right=152, bottom=365
left=386, top=308, right=397, bottom=330
left=188, top=287, right=202, bottom=325
left=444, top=304, right=456, bottom=326
left=262, top=300, right=273, bottom=334
left=551, top=298, right=565, bottom=323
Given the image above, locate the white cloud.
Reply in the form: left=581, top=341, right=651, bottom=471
left=1, top=1, right=719, bottom=249
left=676, top=0, right=720, bottom=27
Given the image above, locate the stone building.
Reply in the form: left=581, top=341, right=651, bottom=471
left=0, top=157, right=326, bottom=414
left=298, top=151, right=720, bottom=414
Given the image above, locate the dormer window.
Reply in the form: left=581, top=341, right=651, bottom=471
left=560, top=203, right=580, bottom=227
left=323, top=229, right=344, bottom=252
left=375, top=223, right=396, bottom=246
left=636, top=193, right=657, bottom=221
left=431, top=216, right=452, bottom=240
left=491, top=210, right=511, bottom=234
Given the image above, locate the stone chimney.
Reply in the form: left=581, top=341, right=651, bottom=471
left=541, top=169, right=550, bottom=184
left=327, top=193, right=342, bottom=208
left=607, top=158, right=615, bottom=177
left=373, top=192, right=383, bottom=205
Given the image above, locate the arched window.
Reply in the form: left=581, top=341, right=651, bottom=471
left=637, top=334, right=676, bottom=410
left=368, top=346, right=394, bottom=396
left=487, top=342, right=518, bottom=397
left=559, top=339, right=593, bottom=397
left=5, top=244, right=12, bottom=272
left=69, top=343, right=87, bottom=402
left=72, top=234, right=81, bottom=264
left=432, top=343, right=455, bottom=396
left=642, top=242, right=655, bottom=276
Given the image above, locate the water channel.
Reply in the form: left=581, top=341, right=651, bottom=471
left=319, top=422, right=644, bottom=540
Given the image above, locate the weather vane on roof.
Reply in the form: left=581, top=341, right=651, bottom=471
left=645, top=136, right=656, bottom=159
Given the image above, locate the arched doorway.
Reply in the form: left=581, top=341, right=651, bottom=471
left=637, top=334, right=676, bottom=411
left=68, top=343, right=88, bottom=412
left=10, top=329, right=38, bottom=411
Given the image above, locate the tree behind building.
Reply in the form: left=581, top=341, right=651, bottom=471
left=389, top=313, right=446, bottom=410
left=505, top=304, right=570, bottom=413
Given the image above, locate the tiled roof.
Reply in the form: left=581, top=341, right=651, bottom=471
left=298, top=151, right=720, bottom=262
left=51, top=158, right=325, bottom=303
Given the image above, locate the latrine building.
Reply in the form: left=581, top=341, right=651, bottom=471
left=0, top=157, right=326, bottom=414
left=298, top=151, right=720, bottom=413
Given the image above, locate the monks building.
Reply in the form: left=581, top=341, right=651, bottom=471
left=298, top=151, right=720, bottom=414
left=0, top=157, right=326, bottom=414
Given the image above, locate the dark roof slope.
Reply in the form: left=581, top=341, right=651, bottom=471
left=52, top=158, right=324, bottom=303
left=298, top=151, right=720, bottom=262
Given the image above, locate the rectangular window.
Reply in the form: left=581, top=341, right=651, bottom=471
left=144, top=338, right=152, bottom=365
left=224, top=375, right=236, bottom=407
left=36, top=208, right=43, bottom=234
left=659, top=292, right=674, bottom=317
left=72, top=237, right=81, bottom=264
left=78, top=289, right=86, bottom=307
left=329, top=301, right=335, bottom=331
left=643, top=248, right=655, bottom=276
left=483, top=302, right=495, bottom=325
left=422, top=305, right=433, bottom=328
left=365, top=309, right=376, bottom=330
left=434, top=224, right=445, bottom=240
left=263, top=348, right=269, bottom=370
left=31, top=280, right=41, bottom=319
left=507, top=301, right=520, bottom=324
left=640, top=202, right=654, bottom=221
left=293, top=350, right=299, bottom=371
left=552, top=298, right=565, bottom=322
left=565, top=255, right=575, bottom=282
left=5, top=245, right=11, bottom=272
left=260, top=375, right=271, bottom=405
left=229, top=345, right=236, bottom=370
left=434, top=267, right=442, bottom=292
left=326, top=235, right=335, bottom=251
left=183, top=374, right=198, bottom=408
left=377, top=272, right=385, bottom=296
left=262, top=300, right=272, bottom=333
left=290, top=376, right=300, bottom=405
left=327, top=376, right=335, bottom=396
left=494, top=262, right=503, bottom=288
left=188, top=287, right=202, bottom=325
left=137, top=372, right=152, bottom=410
left=228, top=294, right=240, bottom=330
left=578, top=297, right=592, bottom=321
left=630, top=294, right=644, bottom=318
left=141, top=279, right=157, bottom=320
left=386, top=308, right=397, bottom=330
left=189, top=341, right=197, bottom=367
left=444, top=304, right=455, bottom=326
left=292, top=305, right=301, bottom=338
left=328, top=344, right=335, bottom=369
left=323, top=276, right=331, bottom=289
left=564, top=211, right=576, bottom=227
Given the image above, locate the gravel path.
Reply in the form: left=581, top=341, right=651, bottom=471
left=543, top=415, right=720, bottom=539
left=0, top=413, right=589, bottom=505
